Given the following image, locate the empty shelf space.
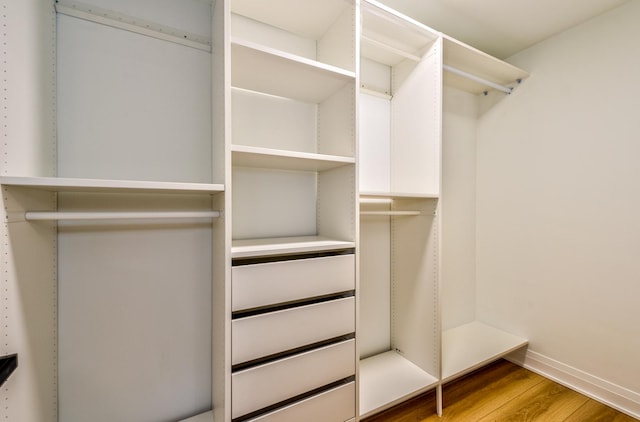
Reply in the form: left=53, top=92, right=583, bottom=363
left=232, top=145, right=354, bottom=172
left=179, top=411, right=214, bottom=422
left=442, top=321, right=528, bottom=383
left=0, top=176, right=224, bottom=194
left=359, top=350, right=439, bottom=418
left=231, top=38, right=355, bottom=104
left=231, top=236, right=355, bottom=259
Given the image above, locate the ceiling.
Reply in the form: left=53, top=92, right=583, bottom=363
left=377, top=0, right=630, bottom=59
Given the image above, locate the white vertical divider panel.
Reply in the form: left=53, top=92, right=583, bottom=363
left=441, top=86, right=479, bottom=331
left=391, top=40, right=442, bottom=196
left=1, top=0, right=57, bottom=421
left=318, top=84, right=356, bottom=158
left=358, top=93, right=391, bottom=193
left=212, top=0, right=230, bottom=420
left=0, top=0, right=57, bottom=178
left=317, top=164, right=356, bottom=242
left=317, top=4, right=356, bottom=73
left=358, top=213, right=392, bottom=358
left=1, top=188, right=57, bottom=422
left=391, top=198, right=440, bottom=377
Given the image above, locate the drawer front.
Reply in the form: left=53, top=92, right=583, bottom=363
left=232, top=297, right=355, bottom=365
left=232, top=254, right=354, bottom=311
left=232, top=339, right=355, bottom=419
left=246, top=382, right=355, bottom=422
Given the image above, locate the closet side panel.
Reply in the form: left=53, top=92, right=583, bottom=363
left=1, top=1, right=57, bottom=421
left=390, top=42, right=442, bottom=196
left=0, top=0, right=56, bottom=177
left=441, top=86, right=478, bottom=330
left=391, top=199, right=439, bottom=376
left=57, top=194, right=213, bottom=422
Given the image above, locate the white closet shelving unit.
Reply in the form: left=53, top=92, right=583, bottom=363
left=3, top=0, right=531, bottom=420
left=358, top=1, right=441, bottom=418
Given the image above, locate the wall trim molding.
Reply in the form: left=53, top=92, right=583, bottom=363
left=507, top=349, right=640, bottom=419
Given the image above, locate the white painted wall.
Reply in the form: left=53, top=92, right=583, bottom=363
left=476, top=0, right=640, bottom=403
left=441, top=86, right=478, bottom=331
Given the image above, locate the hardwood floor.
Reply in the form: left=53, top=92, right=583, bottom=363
left=361, top=359, right=637, bottom=422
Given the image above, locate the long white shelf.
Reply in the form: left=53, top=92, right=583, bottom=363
left=231, top=0, right=350, bottom=41
left=179, top=411, right=214, bottom=422
left=0, top=176, right=224, bottom=194
left=443, top=36, right=529, bottom=95
left=232, top=145, right=354, bottom=172
left=442, top=321, right=528, bottom=383
left=359, top=350, right=439, bottom=418
left=360, top=192, right=439, bottom=199
left=231, top=236, right=355, bottom=259
left=361, top=0, right=439, bottom=67
left=231, top=38, right=355, bottom=104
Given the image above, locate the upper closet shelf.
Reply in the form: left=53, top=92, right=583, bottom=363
left=361, top=0, right=439, bottom=67
left=231, top=0, right=351, bottom=41
left=443, top=36, right=529, bottom=95
left=0, top=176, right=224, bottom=194
left=232, top=236, right=355, bottom=259
left=232, top=145, right=354, bottom=172
left=231, top=38, right=355, bottom=104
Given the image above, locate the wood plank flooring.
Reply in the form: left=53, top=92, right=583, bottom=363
left=361, top=359, right=637, bottom=422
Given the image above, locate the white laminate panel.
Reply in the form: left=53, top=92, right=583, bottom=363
left=247, top=382, right=355, bottom=422
left=232, top=254, right=354, bottom=311
left=232, top=297, right=355, bottom=364
left=232, top=340, right=355, bottom=419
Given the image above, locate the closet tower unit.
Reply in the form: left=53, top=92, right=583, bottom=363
left=228, top=0, right=358, bottom=421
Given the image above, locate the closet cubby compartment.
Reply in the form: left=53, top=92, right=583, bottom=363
left=359, top=197, right=440, bottom=417
left=359, top=0, right=441, bottom=198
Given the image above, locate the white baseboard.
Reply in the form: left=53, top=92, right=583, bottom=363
left=506, top=349, right=640, bottom=420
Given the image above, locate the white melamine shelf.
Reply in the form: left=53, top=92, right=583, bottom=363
left=232, top=145, right=354, bottom=172
left=443, top=36, right=529, bottom=95
left=179, top=411, right=214, bottom=422
left=231, top=0, right=350, bottom=40
left=231, top=38, right=355, bottom=104
left=0, top=176, right=224, bottom=194
left=442, top=321, right=528, bottom=383
left=231, top=236, right=355, bottom=259
left=361, top=0, right=438, bottom=67
left=360, top=192, right=439, bottom=199
left=359, top=351, right=439, bottom=418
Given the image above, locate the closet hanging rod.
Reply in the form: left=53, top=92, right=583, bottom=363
left=24, top=211, right=221, bottom=221
left=443, top=64, right=513, bottom=94
left=55, top=1, right=212, bottom=52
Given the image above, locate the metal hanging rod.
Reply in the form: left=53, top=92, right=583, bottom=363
left=443, top=64, right=514, bottom=94
left=24, top=211, right=221, bottom=221
left=55, top=1, right=211, bottom=52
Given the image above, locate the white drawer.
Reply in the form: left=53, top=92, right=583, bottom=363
left=232, top=254, right=354, bottom=311
left=246, top=382, right=355, bottom=422
left=232, top=339, right=355, bottom=419
left=232, top=297, right=355, bottom=365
